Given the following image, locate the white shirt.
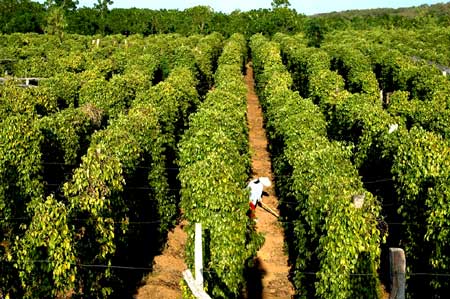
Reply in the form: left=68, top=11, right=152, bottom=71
left=247, top=179, right=264, bottom=205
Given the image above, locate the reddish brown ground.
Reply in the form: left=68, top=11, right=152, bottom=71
left=243, top=62, right=295, bottom=299
left=134, top=221, right=187, bottom=299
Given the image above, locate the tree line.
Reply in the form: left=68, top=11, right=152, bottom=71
left=0, top=0, right=303, bottom=37
left=1, top=0, right=450, bottom=43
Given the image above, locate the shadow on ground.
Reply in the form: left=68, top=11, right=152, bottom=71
left=242, top=257, right=267, bottom=299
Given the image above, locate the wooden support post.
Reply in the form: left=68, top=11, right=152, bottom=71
left=389, top=248, right=406, bottom=299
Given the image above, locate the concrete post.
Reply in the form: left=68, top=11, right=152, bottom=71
left=389, top=248, right=406, bottom=299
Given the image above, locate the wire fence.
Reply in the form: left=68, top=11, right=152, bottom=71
left=6, top=259, right=450, bottom=277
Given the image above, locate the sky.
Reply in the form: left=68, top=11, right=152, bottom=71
left=41, top=0, right=447, bottom=15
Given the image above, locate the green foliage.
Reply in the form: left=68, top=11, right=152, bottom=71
left=135, top=66, right=200, bottom=151
left=14, top=195, right=76, bottom=299
left=122, top=54, right=158, bottom=90
left=0, top=113, right=44, bottom=209
left=0, top=113, right=44, bottom=298
left=38, top=72, right=82, bottom=108
left=94, top=0, right=113, bottom=34
left=274, top=33, right=330, bottom=99
left=324, top=27, right=450, bottom=67
left=271, top=0, right=291, bottom=9
left=284, top=31, right=450, bottom=297
left=322, top=44, right=380, bottom=97
left=45, top=6, right=67, bottom=40
left=323, top=29, right=450, bottom=145
left=0, top=81, right=59, bottom=117
left=0, top=0, right=45, bottom=34
left=251, top=33, right=382, bottom=299
left=4, top=2, right=450, bottom=38
left=183, top=6, right=214, bottom=34
left=7, top=23, right=450, bottom=299
left=193, top=32, right=224, bottom=88
left=1, top=5, right=308, bottom=37
left=37, top=104, right=104, bottom=165
left=44, top=0, right=79, bottom=11
left=178, top=33, right=263, bottom=298
left=62, top=103, right=167, bottom=297
left=392, top=127, right=450, bottom=294
left=0, top=33, right=221, bottom=297
left=304, top=18, right=329, bottom=47
left=78, top=74, right=136, bottom=118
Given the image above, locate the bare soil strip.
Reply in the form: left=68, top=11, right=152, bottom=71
left=134, top=221, right=187, bottom=299
left=244, top=62, right=295, bottom=299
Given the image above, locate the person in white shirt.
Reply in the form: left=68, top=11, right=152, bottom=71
left=247, top=177, right=271, bottom=220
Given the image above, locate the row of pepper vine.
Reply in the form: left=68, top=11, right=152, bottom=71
left=250, top=33, right=382, bottom=299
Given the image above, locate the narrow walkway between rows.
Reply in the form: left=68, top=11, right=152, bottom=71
left=134, top=221, right=187, bottom=299
left=244, top=62, right=295, bottom=299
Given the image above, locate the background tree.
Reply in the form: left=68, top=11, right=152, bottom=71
left=106, top=8, right=152, bottom=35
left=66, top=7, right=99, bottom=35
left=95, top=0, right=113, bottom=34
left=43, top=0, right=80, bottom=36
left=183, top=6, right=214, bottom=34
left=0, top=0, right=45, bottom=33
left=44, top=5, right=67, bottom=40
left=271, top=0, right=291, bottom=9
left=305, top=17, right=328, bottom=47
left=44, top=0, right=78, bottom=11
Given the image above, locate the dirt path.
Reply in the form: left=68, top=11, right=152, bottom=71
left=134, top=221, right=187, bottom=299
left=244, top=62, right=295, bottom=299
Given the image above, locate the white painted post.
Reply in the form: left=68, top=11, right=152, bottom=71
left=96, top=38, right=100, bottom=47
left=183, top=270, right=211, bottom=299
left=195, top=222, right=204, bottom=287
left=183, top=222, right=212, bottom=299
left=352, top=194, right=365, bottom=209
